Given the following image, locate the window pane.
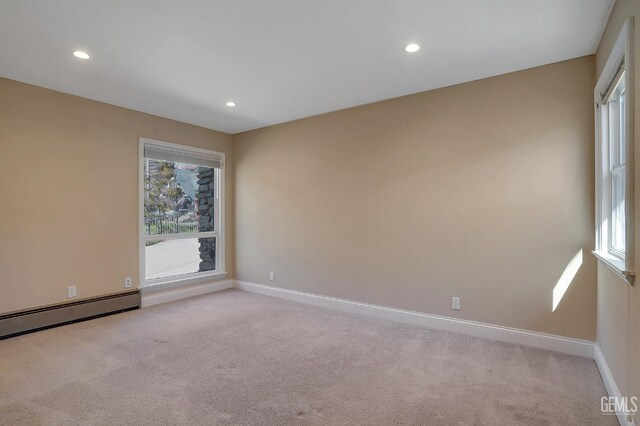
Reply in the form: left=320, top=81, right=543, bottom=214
left=608, top=96, right=621, bottom=169
left=144, top=159, right=216, bottom=235
left=611, top=170, right=625, bottom=254
left=607, top=72, right=625, bottom=170
left=619, top=86, right=626, bottom=164
left=145, top=237, right=216, bottom=280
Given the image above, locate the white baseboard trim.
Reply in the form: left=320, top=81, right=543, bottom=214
left=141, top=280, right=233, bottom=308
left=233, top=281, right=595, bottom=358
left=594, top=344, right=636, bottom=426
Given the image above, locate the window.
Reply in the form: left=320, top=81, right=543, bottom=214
left=594, top=19, right=634, bottom=282
left=140, top=139, right=225, bottom=287
left=603, top=68, right=626, bottom=258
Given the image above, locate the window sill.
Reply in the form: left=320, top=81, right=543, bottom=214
left=592, top=251, right=635, bottom=285
left=140, top=271, right=228, bottom=293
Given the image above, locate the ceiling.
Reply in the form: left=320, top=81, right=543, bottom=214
left=0, top=0, right=614, bottom=134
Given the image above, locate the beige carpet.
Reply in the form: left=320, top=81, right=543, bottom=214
left=0, top=289, right=615, bottom=425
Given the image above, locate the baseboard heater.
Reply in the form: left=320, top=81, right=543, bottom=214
left=0, top=290, right=140, bottom=340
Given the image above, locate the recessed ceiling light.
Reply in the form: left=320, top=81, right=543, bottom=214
left=73, top=51, right=90, bottom=59
left=404, top=43, right=420, bottom=53
left=225, top=101, right=236, bottom=107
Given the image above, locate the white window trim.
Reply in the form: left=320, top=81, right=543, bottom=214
left=593, top=17, right=635, bottom=285
left=138, top=138, right=226, bottom=289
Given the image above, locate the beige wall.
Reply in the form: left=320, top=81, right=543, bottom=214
left=0, top=77, right=234, bottom=314
left=598, top=266, right=630, bottom=396
left=596, top=0, right=640, bottom=421
left=235, top=56, right=597, bottom=340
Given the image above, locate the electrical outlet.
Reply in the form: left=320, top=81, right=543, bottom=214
left=269, top=272, right=275, bottom=281
left=68, top=285, right=77, bottom=298
left=451, top=296, right=461, bottom=310
left=124, top=277, right=132, bottom=288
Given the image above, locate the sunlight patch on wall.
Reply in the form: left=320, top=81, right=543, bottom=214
left=552, top=249, right=583, bottom=312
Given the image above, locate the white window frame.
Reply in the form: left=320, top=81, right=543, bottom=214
left=138, top=138, right=226, bottom=290
left=593, top=18, right=635, bottom=285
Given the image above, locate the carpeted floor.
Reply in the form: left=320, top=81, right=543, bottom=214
left=0, top=289, right=615, bottom=425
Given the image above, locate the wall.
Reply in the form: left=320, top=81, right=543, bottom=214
left=235, top=56, right=597, bottom=340
left=0, top=77, right=234, bottom=314
left=596, top=0, right=640, bottom=422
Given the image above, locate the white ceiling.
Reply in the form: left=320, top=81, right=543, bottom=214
left=0, top=0, right=614, bottom=134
